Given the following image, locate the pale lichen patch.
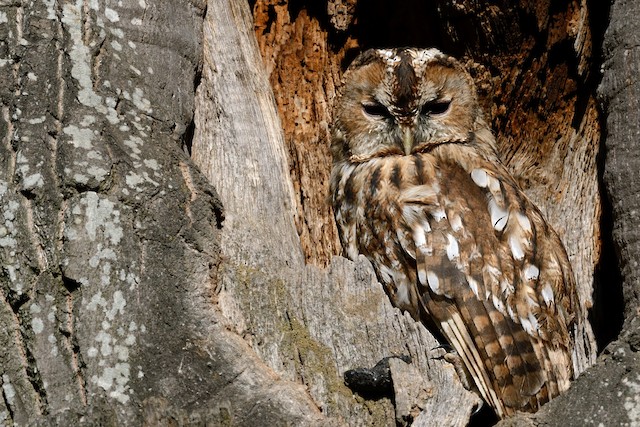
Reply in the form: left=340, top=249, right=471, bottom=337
left=87, top=166, right=109, bottom=182
left=125, top=172, right=144, bottom=188
left=88, top=291, right=135, bottom=404
left=61, top=2, right=102, bottom=108
left=73, top=173, right=89, bottom=185
left=0, top=189, right=19, bottom=249
left=48, top=334, right=59, bottom=356
left=622, top=375, right=640, bottom=425
left=31, top=317, right=44, bottom=334
left=23, top=173, right=44, bottom=189
left=123, top=136, right=143, bottom=158
left=126, top=171, right=159, bottom=188
left=131, top=88, right=151, bottom=113
left=104, top=7, right=120, bottom=22
left=76, top=192, right=123, bottom=245
left=1, top=375, right=15, bottom=406
left=27, top=116, right=45, bottom=124
left=143, top=159, right=159, bottom=171
left=63, top=125, right=95, bottom=149
left=106, top=290, right=126, bottom=321
left=87, top=291, right=108, bottom=311
left=89, top=245, right=117, bottom=269
left=110, top=27, right=124, bottom=38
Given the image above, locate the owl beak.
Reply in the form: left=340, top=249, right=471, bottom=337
left=402, top=126, right=414, bottom=155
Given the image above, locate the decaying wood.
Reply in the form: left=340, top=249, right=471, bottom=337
left=252, top=0, right=354, bottom=267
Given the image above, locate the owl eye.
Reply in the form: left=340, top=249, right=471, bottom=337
left=421, top=100, right=451, bottom=116
left=362, top=102, right=393, bottom=120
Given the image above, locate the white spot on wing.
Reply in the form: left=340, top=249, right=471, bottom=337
left=450, top=215, right=463, bottom=232
left=413, top=226, right=426, bottom=248
left=524, top=264, right=540, bottom=281
left=432, top=208, right=447, bottom=222
left=500, top=279, right=514, bottom=295
left=418, top=269, right=427, bottom=285
left=379, top=265, right=393, bottom=283
left=509, top=235, right=525, bottom=260
left=529, top=313, right=539, bottom=331
left=516, top=212, right=532, bottom=232
left=541, top=284, right=554, bottom=305
left=471, top=169, right=488, bottom=187
left=396, top=282, right=410, bottom=306
left=487, top=175, right=501, bottom=193
left=468, top=277, right=480, bottom=298
left=446, top=234, right=459, bottom=261
left=488, top=198, right=508, bottom=231
left=492, top=295, right=505, bottom=313
left=520, top=317, right=533, bottom=335
left=427, top=271, right=440, bottom=293
left=402, top=205, right=422, bottom=223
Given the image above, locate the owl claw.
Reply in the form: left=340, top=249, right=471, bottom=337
left=430, top=343, right=454, bottom=353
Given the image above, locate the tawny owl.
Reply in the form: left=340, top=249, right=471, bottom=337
left=330, top=48, right=584, bottom=417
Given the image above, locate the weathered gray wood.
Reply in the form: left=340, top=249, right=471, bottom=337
left=0, top=0, right=324, bottom=425
left=192, top=0, right=478, bottom=425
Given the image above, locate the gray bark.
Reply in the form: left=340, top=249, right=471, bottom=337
left=0, top=0, right=322, bottom=425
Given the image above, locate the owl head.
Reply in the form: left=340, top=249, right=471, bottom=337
left=331, top=48, right=492, bottom=163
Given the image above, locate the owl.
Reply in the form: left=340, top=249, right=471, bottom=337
left=330, top=48, right=583, bottom=418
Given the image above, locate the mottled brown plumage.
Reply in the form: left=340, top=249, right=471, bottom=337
left=330, top=48, right=584, bottom=417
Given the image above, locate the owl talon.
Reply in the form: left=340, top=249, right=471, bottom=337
left=430, top=343, right=453, bottom=353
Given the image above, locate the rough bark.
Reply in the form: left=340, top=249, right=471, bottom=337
left=0, top=0, right=322, bottom=425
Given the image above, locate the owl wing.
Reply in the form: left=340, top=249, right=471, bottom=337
left=390, top=150, right=575, bottom=417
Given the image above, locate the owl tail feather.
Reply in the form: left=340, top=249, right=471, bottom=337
left=422, top=287, right=556, bottom=418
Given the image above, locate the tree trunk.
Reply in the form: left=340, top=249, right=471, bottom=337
left=0, top=0, right=635, bottom=425
left=0, top=0, right=321, bottom=425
